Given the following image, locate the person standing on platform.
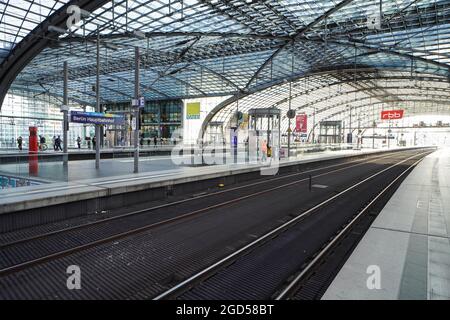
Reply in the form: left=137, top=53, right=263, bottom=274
left=17, top=136, right=23, bottom=151
left=76, top=137, right=82, bottom=149
left=261, top=140, right=268, bottom=162
left=55, top=136, right=63, bottom=151
left=154, top=136, right=158, bottom=148
left=39, top=135, right=46, bottom=151
left=92, top=136, right=96, bottom=150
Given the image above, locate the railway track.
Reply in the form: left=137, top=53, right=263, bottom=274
left=153, top=150, right=430, bottom=300
left=0, top=150, right=410, bottom=274
left=1, top=151, right=399, bottom=247
left=0, top=148, right=432, bottom=299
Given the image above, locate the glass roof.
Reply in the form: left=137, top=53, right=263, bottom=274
left=2, top=0, right=450, bottom=112
left=0, top=0, right=70, bottom=61
left=210, top=68, right=450, bottom=134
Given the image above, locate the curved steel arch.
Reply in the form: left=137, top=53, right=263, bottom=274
left=0, top=0, right=110, bottom=109
left=309, top=94, right=450, bottom=120
left=243, top=0, right=356, bottom=91
left=308, top=97, right=450, bottom=137
left=271, top=77, right=450, bottom=111
left=291, top=86, right=450, bottom=113
left=200, top=67, right=450, bottom=139
left=316, top=100, right=450, bottom=133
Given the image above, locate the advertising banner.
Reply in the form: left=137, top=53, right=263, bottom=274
left=296, top=114, right=308, bottom=133
left=381, top=110, right=404, bottom=120
left=70, top=111, right=125, bottom=125
left=186, top=102, right=201, bottom=120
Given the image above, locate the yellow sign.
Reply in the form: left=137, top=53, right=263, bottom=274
left=239, top=113, right=249, bottom=129
left=186, top=102, right=201, bottom=120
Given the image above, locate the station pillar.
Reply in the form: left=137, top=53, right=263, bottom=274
left=29, top=126, right=39, bottom=176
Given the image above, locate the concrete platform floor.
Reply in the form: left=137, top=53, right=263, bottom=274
left=0, top=155, right=191, bottom=182
left=323, top=147, right=450, bottom=300
left=0, top=148, right=381, bottom=183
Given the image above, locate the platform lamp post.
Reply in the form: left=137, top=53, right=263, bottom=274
left=372, top=103, right=376, bottom=149
left=287, top=81, right=293, bottom=158
left=62, top=61, right=69, bottom=168
left=348, top=104, right=352, bottom=144
left=46, top=27, right=72, bottom=168
left=95, top=26, right=101, bottom=169
left=312, top=106, right=317, bottom=144
left=48, top=11, right=96, bottom=168
left=133, top=46, right=141, bottom=174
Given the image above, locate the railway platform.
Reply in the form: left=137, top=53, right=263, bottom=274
left=0, top=147, right=413, bottom=233
left=323, top=148, right=450, bottom=300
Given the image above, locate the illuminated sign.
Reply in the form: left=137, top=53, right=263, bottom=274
left=381, top=110, right=404, bottom=120
left=186, top=102, right=201, bottom=120
left=70, top=111, right=125, bottom=125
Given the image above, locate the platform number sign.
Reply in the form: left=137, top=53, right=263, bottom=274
left=132, top=97, right=145, bottom=108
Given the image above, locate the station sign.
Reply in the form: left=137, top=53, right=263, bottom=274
left=381, top=110, right=404, bottom=120
left=295, top=114, right=308, bottom=133
left=70, top=111, right=125, bottom=126
left=132, top=97, right=145, bottom=108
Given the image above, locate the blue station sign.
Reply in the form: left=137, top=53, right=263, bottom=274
left=70, top=111, right=125, bottom=126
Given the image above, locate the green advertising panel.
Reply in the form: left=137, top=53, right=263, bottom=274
left=186, top=102, right=201, bottom=120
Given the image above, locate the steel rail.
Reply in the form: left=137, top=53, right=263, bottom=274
left=275, top=156, right=426, bottom=300
left=0, top=150, right=402, bottom=250
left=153, top=150, right=431, bottom=300
left=0, top=151, right=416, bottom=276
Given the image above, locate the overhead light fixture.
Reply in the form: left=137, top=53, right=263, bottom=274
left=104, top=42, right=120, bottom=51
left=48, top=25, right=68, bottom=34
left=133, top=30, right=147, bottom=39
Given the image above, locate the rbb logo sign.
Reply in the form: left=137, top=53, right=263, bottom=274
left=381, top=110, right=404, bottom=120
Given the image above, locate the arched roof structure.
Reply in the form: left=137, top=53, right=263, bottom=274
left=1, top=0, right=450, bottom=128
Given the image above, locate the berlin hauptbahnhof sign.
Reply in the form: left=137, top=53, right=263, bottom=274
left=70, top=111, right=125, bottom=125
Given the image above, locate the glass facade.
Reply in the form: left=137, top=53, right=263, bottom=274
left=142, top=100, right=182, bottom=139
left=106, top=99, right=183, bottom=142
left=0, top=91, right=91, bottom=149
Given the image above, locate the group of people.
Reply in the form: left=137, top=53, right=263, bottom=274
left=16, top=135, right=67, bottom=152
left=51, top=136, right=63, bottom=151
left=139, top=136, right=178, bottom=147
left=16, top=134, right=176, bottom=151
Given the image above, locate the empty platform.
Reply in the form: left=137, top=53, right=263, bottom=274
left=323, top=148, right=450, bottom=300
left=0, top=147, right=416, bottom=233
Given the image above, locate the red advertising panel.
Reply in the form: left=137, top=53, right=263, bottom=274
left=296, top=114, right=308, bottom=133
left=381, top=110, right=404, bottom=120
left=29, top=127, right=39, bottom=176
